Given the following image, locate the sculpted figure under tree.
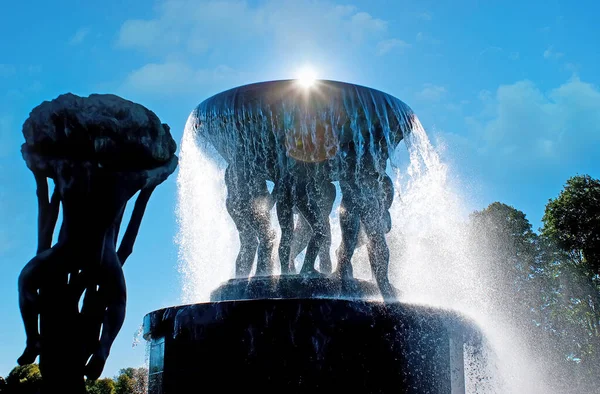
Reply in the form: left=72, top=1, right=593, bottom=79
left=17, top=93, right=177, bottom=392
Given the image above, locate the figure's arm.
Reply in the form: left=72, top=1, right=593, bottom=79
left=117, top=186, right=156, bottom=265
left=112, top=205, right=126, bottom=247
left=34, top=174, right=49, bottom=255
left=113, top=155, right=176, bottom=264
left=35, top=174, right=60, bottom=254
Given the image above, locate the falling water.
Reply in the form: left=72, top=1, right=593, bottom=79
left=176, top=80, right=561, bottom=393
left=388, top=118, right=557, bottom=393
left=176, top=122, right=236, bottom=302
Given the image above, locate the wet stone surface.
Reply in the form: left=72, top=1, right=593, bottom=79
left=144, top=298, right=479, bottom=394
left=210, top=275, right=388, bottom=302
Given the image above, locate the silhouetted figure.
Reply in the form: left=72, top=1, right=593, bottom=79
left=16, top=93, right=177, bottom=394
left=354, top=174, right=394, bottom=249
left=335, top=145, right=396, bottom=300
left=275, top=162, right=333, bottom=276
left=288, top=180, right=336, bottom=274
left=225, top=163, right=276, bottom=277
left=18, top=153, right=176, bottom=380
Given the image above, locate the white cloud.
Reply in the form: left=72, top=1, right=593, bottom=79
left=117, top=0, right=394, bottom=94
left=479, top=46, right=503, bottom=56
left=543, top=46, right=564, bottom=59
left=351, top=11, right=387, bottom=32
left=416, top=32, right=441, bottom=45
left=376, top=38, right=410, bottom=56
left=478, top=90, right=492, bottom=102
left=469, top=77, right=600, bottom=162
left=509, top=52, right=520, bottom=60
left=417, top=84, right=447, bottom=101
left=415, top=12, right=432, bottom=21
left=123, top=62, right=246, bottom=95
left=117, top=19, right=162, bottom=49
left=69, top=27, right=91, bottom=45
left=117, top=0, right=389, bottom=55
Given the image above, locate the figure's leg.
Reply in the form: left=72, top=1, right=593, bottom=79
left=289, top=213, right=312, bottom=262
left=252, top=198, right=275, bottom=276
left=227, top=201, right=259, bottom=278
left=335, top=182, right=361, bottom=279
left=237, top=225, right=259, bottom=278
left=84, top=249, right=126, bottom=380
left=361, top=192, right=395, bottom=300
left=317, top=182, right=336, bottom=274
left=276, top=181, right=295, bottom=275
left=382, top=174, right=394, bottom=234
left=296, top=184, right=327, bottom=276
left=17, top=248, right=60, bottom=365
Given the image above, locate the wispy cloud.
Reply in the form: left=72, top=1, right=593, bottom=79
left=417, top=83, right=447, bottom=101
left=543, top=45, right=564, bottom=59
left=376, top=38, right=410, bottom=56
left=416, top=32, right=441, bottom=45
left=479, top=46, right=503, bottom=56
left=509, top=52, right=520, bottom=60
left=117, top=0, right=389, bottom=54
left=117, top=0, right=394, bottom=95
left=0, top=115, right=12, bottom=158
left=69, top=27, right=91, bottom=45
left=0, top=64, right=16, bottom=78
left=415, top=12, right=432, bottom=21
left=122, top=62, right=247, bottom=95
left=469, top=77, right=600, bottom=161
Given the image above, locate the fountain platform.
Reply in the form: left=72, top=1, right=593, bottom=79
left=210, top=275, right=387, bottom=301
left=143, top=276, right=479, bottom=394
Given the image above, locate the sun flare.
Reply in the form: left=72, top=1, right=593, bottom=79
left=296, top=66, right=317, bottom=88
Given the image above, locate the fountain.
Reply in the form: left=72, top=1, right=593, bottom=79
left=143, top=80, right=484, bottom=393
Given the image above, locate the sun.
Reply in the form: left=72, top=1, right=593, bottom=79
left=296, top=66, right=318, bottom=88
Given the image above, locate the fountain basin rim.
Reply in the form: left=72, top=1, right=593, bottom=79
left=142, top=298, right=481, bottom=342
left=196, top=78, right=407, bottom=106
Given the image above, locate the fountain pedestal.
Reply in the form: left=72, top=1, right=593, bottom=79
left=143, top=277, right=476, bottom=394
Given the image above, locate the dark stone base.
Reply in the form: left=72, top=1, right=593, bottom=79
left=144, top=296, right=480, bottom=393
left=210, top=275, right=387, bottom=301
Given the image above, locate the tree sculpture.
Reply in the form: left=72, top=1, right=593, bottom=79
left=17, top=93, right=177, bottom=393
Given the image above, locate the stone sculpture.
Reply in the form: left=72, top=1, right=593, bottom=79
left=17, top=93, right=177, bottom=393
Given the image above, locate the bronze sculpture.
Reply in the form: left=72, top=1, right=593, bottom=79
left=190, top=79, right=414, bottom=298
left=17, top=93, right=177, bottom=393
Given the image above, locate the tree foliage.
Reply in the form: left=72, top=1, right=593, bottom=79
left=5, top=364, right=41, bottom=394
left=86, top=378, right=116, bottom=394
left=469, top=202, right=538, bottom=313
left=1, top=364, right=149, bottom=394
left=469, top=195, right=600, bottom=391
left=115, top=368, right=147, bottom=394
left=542, top=174, right=600, bottom=276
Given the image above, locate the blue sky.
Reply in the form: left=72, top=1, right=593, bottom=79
left=1, top=0, right=599, bottom=378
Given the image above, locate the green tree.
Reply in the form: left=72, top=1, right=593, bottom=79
left=115, top=368, right=147, bottom=394
left=540, top=174, right=600, bottom=385
left=542, top=174, right=600, bottom=276
left=86, top=378, right=116, bottom=394
left=5, top=364, right=41, bottom=394
left=469, top=202, right=538, bottom=311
